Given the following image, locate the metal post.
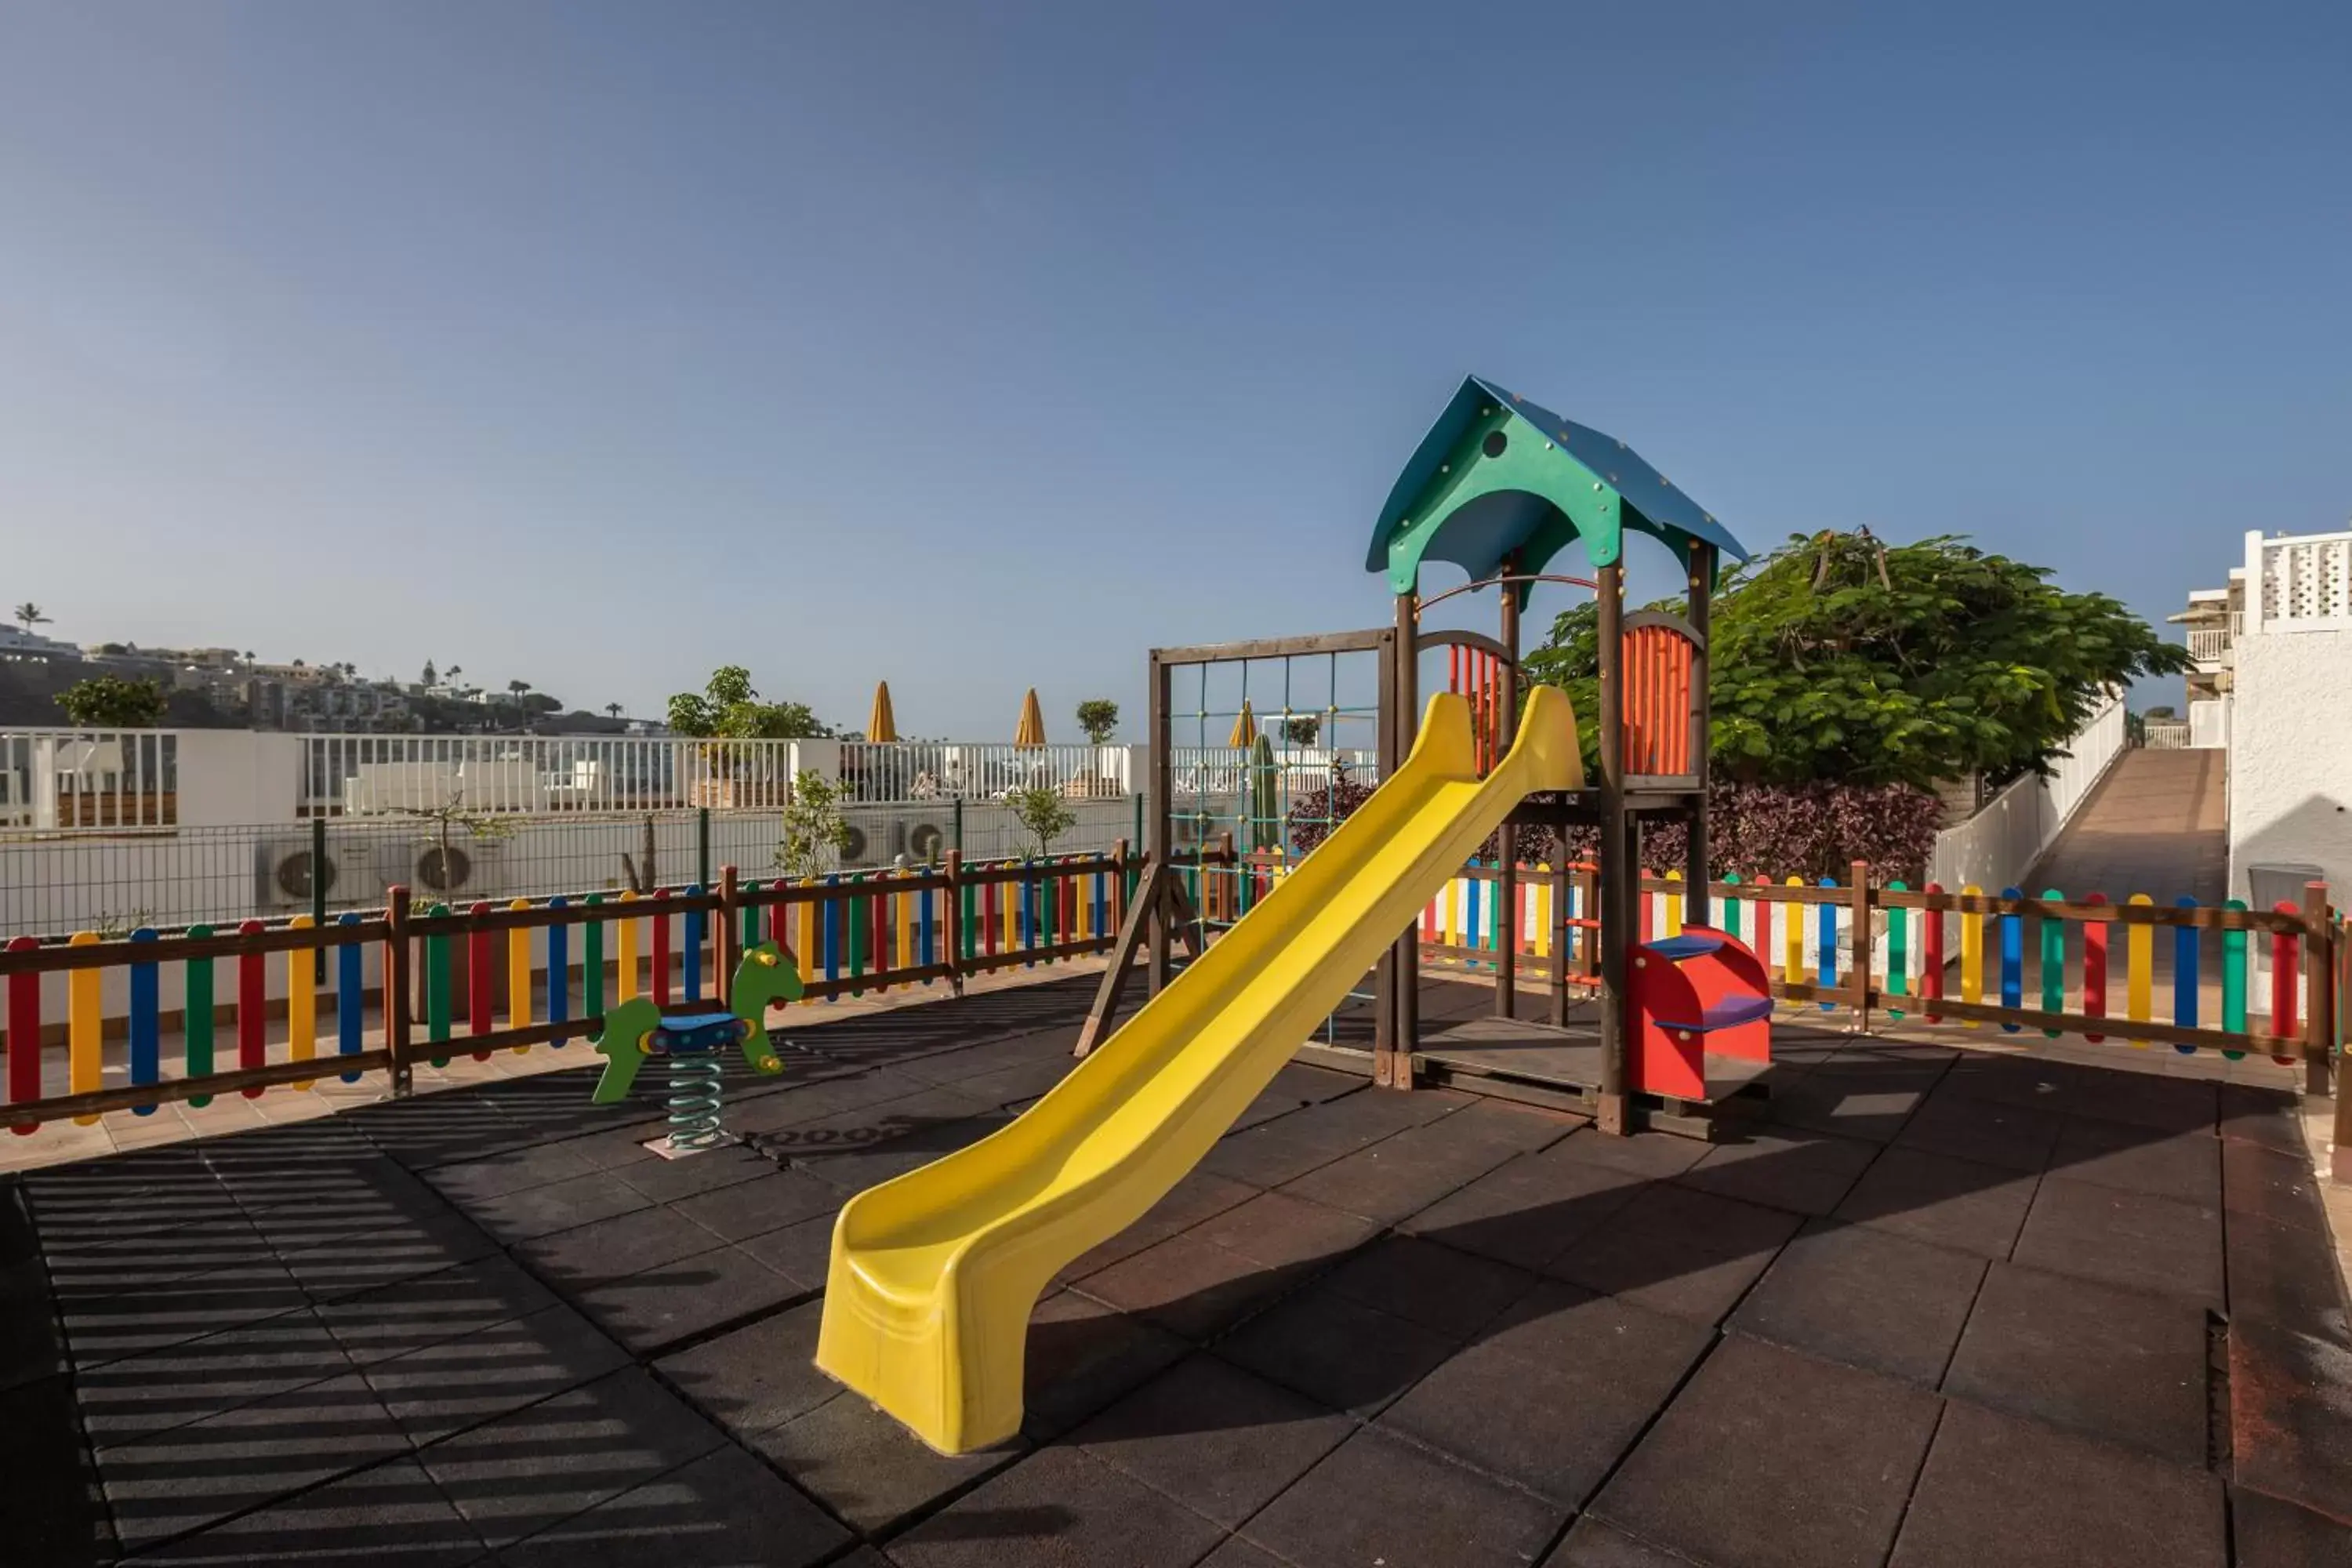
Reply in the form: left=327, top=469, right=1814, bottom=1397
left=385, top=886, right=413, bottom=1098
left=1686, top=543, right=1714, bottom=927
left=697, top=807, right=712, bottom=890
left=1147, top=651, right=1171, bottom=997
left=1385, top=591, right=1421, bottom=1088
left=944, top=850, right=966, bottom=996
left=954, top=797, right=965, bottom=857
left=718, top=864, right=740, bottom=988
left=310, top=815, right=328, bottom=983
left=1496, top=557, right=1520, bottom=1020
left=1595, top=561, right=1630, bottom=1133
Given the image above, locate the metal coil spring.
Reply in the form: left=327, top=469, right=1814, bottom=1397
left=664, top=1054, right=726, bottom=1152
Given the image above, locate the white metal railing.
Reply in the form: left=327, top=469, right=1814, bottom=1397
left=835, top=742, right=1131, bottom=803
left=0, top=728, right=179, bottom=832
left=1926, top=694, right=2125, bottom=900
left=2246, top=528, right=2352, bottom=633
left=307, top=733, right=797, bottom=815
left=2186, top=626, right=2230, bottom=663
left=2142, top=721, right=2192, bottom=750
left=1170, top=746, right=1379, bottom=799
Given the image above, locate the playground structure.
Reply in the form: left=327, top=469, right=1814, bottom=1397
left=815, top=377, right=1786, bottom=1451
left=588, top=938, right=801, bottom=1151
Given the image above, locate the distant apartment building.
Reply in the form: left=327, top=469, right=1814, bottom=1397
left=0, top=626, right=79, bottom=659
left=2221, top=524, right=2352, bottom=912
left=2163, top=572, right=2240, bottom=748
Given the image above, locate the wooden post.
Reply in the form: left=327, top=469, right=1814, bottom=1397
left=2303, top=880, right=2332, bottom=1098
left=1147, top=651, right=1171, bottom=998
left=1595, top=561, right=1630, bottom=1132
left=1850, top=859, right=1874, bottom=1033
left=718, top=864, right=740, bottom=987
left=1686, top=543, right=1715, bottom=927
left=943, top=851, right=966, bottom=996
left=1374, top=626, right=1400, bottom=1074
left=1496, top=555, right=1520, bottom=1020
left=1385, top=590, right=1421, bottom=1089
left=385, top=886, right=413, bottom=1098
left=1548, top=858, right=1572, bottom=1027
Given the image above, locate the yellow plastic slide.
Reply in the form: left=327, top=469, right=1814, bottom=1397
left=815, top=686, right=1584, bottom=1452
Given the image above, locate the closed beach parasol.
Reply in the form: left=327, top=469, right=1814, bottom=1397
left=1014, top=688, right=1047, bottom=746
left=866, top=681, right=898, bottom=743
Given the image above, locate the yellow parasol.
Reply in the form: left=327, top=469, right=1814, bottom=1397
left=866, top=681, right=898, bottom=743
left=1014, top=688, right=1047, bottom=746
left=1228, top=700, right=1257, bottom=748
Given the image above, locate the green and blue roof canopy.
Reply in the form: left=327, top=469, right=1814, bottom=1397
left=1367, top=375, right=1750, bottom=598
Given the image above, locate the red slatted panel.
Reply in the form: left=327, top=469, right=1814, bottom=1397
left=1623, top=626, right=1694, bottom=776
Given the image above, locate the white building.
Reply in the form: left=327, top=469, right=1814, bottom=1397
left=2226, top=525, right=2352, bottom=912
left=0, top=625, right=80, bottom=658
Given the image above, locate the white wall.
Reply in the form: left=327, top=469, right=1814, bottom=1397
left=176, top=731, right=303, bottom=825
left=1926, top=696, right=2126, bottom=898
left=2227, top=626, right=2352, bottom=907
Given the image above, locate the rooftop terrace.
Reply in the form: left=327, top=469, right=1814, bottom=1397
left=5, top=972, right=2347, bottom=1566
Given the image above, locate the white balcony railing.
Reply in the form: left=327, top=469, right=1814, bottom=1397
left=2246, top=528, right=2352, bottom=633
left=0, top=728, right=179, bottom=832
left=2186, top=627, right=2230, bottom=663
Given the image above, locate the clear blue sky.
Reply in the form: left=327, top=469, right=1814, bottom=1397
left=5, top=1, right=2346, bottom=736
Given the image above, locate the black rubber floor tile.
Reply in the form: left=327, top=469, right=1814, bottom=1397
left=1052, top=1170, right=1261, bottom=1286
left=1546, top=1126, right=1711, bottom=1180
left=614, top=1142, right=776, bottom=1204
left=497, top=1443, right=850, bottom=1568
left=666, top=1166, right=841, bottom=1243
left=748, top=1391, right=1025, bottom=1537
left=1023, top=1287, right=1191, bottom=1439
left=2220, top=1085, right=2307, bottom=1154
left=1896, top=1091, right=2064, bottom=1173
left=1937, top=1054, right=2096, bottom=1112
left=129, top=1456, right=488, bottom=1567
left=1889, top=1399, right=2223, bottom=1568
left=0, top=1374, right=112, bottom=1567
left=1383, top=1293, right=1711, bottom=1508
left=59, top=1256, right=311, bottom=1369
left=1594, top=1336, right=1940, bottom=1568
left=2013, top=1178, right=2223, bottom=1309
left=1071, top=1231, right=1302, bottom=1343
left=1944, top=1261, right=2209, bottom=1465
left=1190, top=1189, right=1380, bottom=1271
left=2224, top=1138, right=2332, bottom=1233
left=570, top=1243, right=806, bottom=1356
left=1766, top=1058, right=1944, bottom=1142
left=41, top=1212, right=278, bottom=1300
left=99, top=1371, right=408, bottom=1552
left=731, top=1210, right=837, bottom=1293
left=463, top=1170, right=655, bottom=1245
left=1198, top=1539, right=1289, bottom=1568
left=1073, top=1354, right=1351, bottom=1529
left=1677, top=1127, right=1880, bottom=1216
left=1399, top=1142, right=1650, bottom=1271
left=1731, top=1219, right=1986, bottom=1387
left=1280, top=1101, right=1575, bottom=1225
left=1546, top=1516, right=1708, bottom=1566
left=719, top=1065, right=931, bottom=1136
left=419, top=1136, right=634, bottom=1207
left=1546, top=1182, right=1802, bottom=1327
left=757, top=1083, right=996, bottom=1167
left=1243, top=1425, right=1567, bottom=1568
left=2047, top=1117, right=2221, bottom=1207
left=890, top=1443, right=1227, bottom=1568
left=418, top=1368, right=726, bottom=1550
left=76, top=1305, right=354, bottom=1448
left=1320, top=1233, right=1535, bottom=1338
left=23, top=1147, right=239, bottom=1247
left=2065, top=1069, right=2218, bottom=1136
left=2230, top=1315, right=2352, bottom=1525
left=516, top=1204, right=729, bottom=1290
left=1200, top=1088, right=1469, bottom=1189
left=2230, top=1486, right=2352, bottom=1567
left=0, top=1256, right=64, bottom=1396
left=1215, top=1283, right=1455, bottom=1417
left=274, top=1207, right=501, bottom=1302
left=2228, top=1210, right=2352, bottom=1345
left=655, top=1298, right=837, bottom=1436
left=362, top=1303, right=631, bottom=1443
left=314, top=1254, right=559, bottom=1367
left=1831, top=1144, right=2038, bottom=1260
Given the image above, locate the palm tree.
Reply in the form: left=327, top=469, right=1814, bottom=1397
left=605, top=702, right=624, bottom=720
left=13, top=602, right=48, bottom=633
left=506, top=679, right=532, bottom=702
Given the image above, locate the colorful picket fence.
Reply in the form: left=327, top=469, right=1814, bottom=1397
left=0, top=850, right=1132, bottom=1135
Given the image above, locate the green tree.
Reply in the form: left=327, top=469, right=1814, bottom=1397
left=775, top=769, right=855, bottom=877
left=13, top=602, right=49, bottom=633
left=667, top=664, right=830, bottom=739
left=1075, top=699, right=1120, bottom=745
left=56, top=674, right=166, bottom=728
left=1280, top=714, right=1321, bottom=746
left=1004, top=783, right=1077, bottom=858
left=1523, top=530, right=2190, bottom=789
left=421, top=660, right=437, bottom=686
left=605, top=702, right=624, bottom=720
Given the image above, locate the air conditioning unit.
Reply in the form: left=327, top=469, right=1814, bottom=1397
left=393, top=837, right=510, bottom=904
left=255, top=834, right=347, bottom=912
left=894, top=811, right=950, bottom=866
left=836, top=809, right=953, bottom=871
